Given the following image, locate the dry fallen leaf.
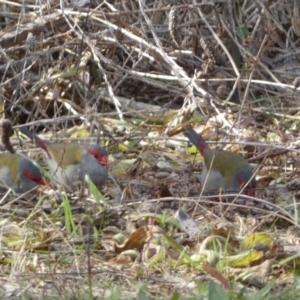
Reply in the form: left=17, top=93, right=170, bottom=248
left=202, top=262, right=231, bottom=290
left=114, top=226, right=151, bottom=254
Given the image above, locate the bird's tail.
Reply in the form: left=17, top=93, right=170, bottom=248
left=184, top=127, right=209, bottom=155
left=19, top=127, right=51, bottom=159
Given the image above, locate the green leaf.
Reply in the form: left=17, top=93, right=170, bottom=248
left=85, top=174, right=107, bottom=205
left=208, top=280, right=230, bottom=300
left=62, top=193, right=77, bottom=234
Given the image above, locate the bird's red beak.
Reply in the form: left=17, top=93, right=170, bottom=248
left=100, top=155, right=108, bottom=166
left=238, top=178, right=255, bottom=197
left=246, top=189, right=255, bottom=197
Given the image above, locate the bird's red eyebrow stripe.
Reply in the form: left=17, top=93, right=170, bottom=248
left=197, top=142, right=207, bottom=156
left=88, top=149, right=108, bottom=166
left=23, top=170, right=45, bottom=185
left=237, top=178, right=244, bottom=186
left=37, top=140, right=52, bottom=159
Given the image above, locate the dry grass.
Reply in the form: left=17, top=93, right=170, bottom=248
left=1, top=0, right=300, bottom=299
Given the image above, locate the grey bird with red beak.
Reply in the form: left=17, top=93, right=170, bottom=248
left=184, top=127, right=256, bottom=197
left=0, top=153, right=45, bottom=193
left=19, top=127, right=108, bottom=190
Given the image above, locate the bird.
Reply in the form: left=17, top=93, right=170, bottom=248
left=0, top=153, right=45, bottom=193
left=184, top=127, right=256, bottom=196
left=19, top=127, right=108, bottom=190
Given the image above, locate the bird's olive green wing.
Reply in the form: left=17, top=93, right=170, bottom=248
left=205, top=150, right=251, bottom=185
left=0, top=154, right=20, bottom=183
left=48, top=143, right=82, bottom=168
